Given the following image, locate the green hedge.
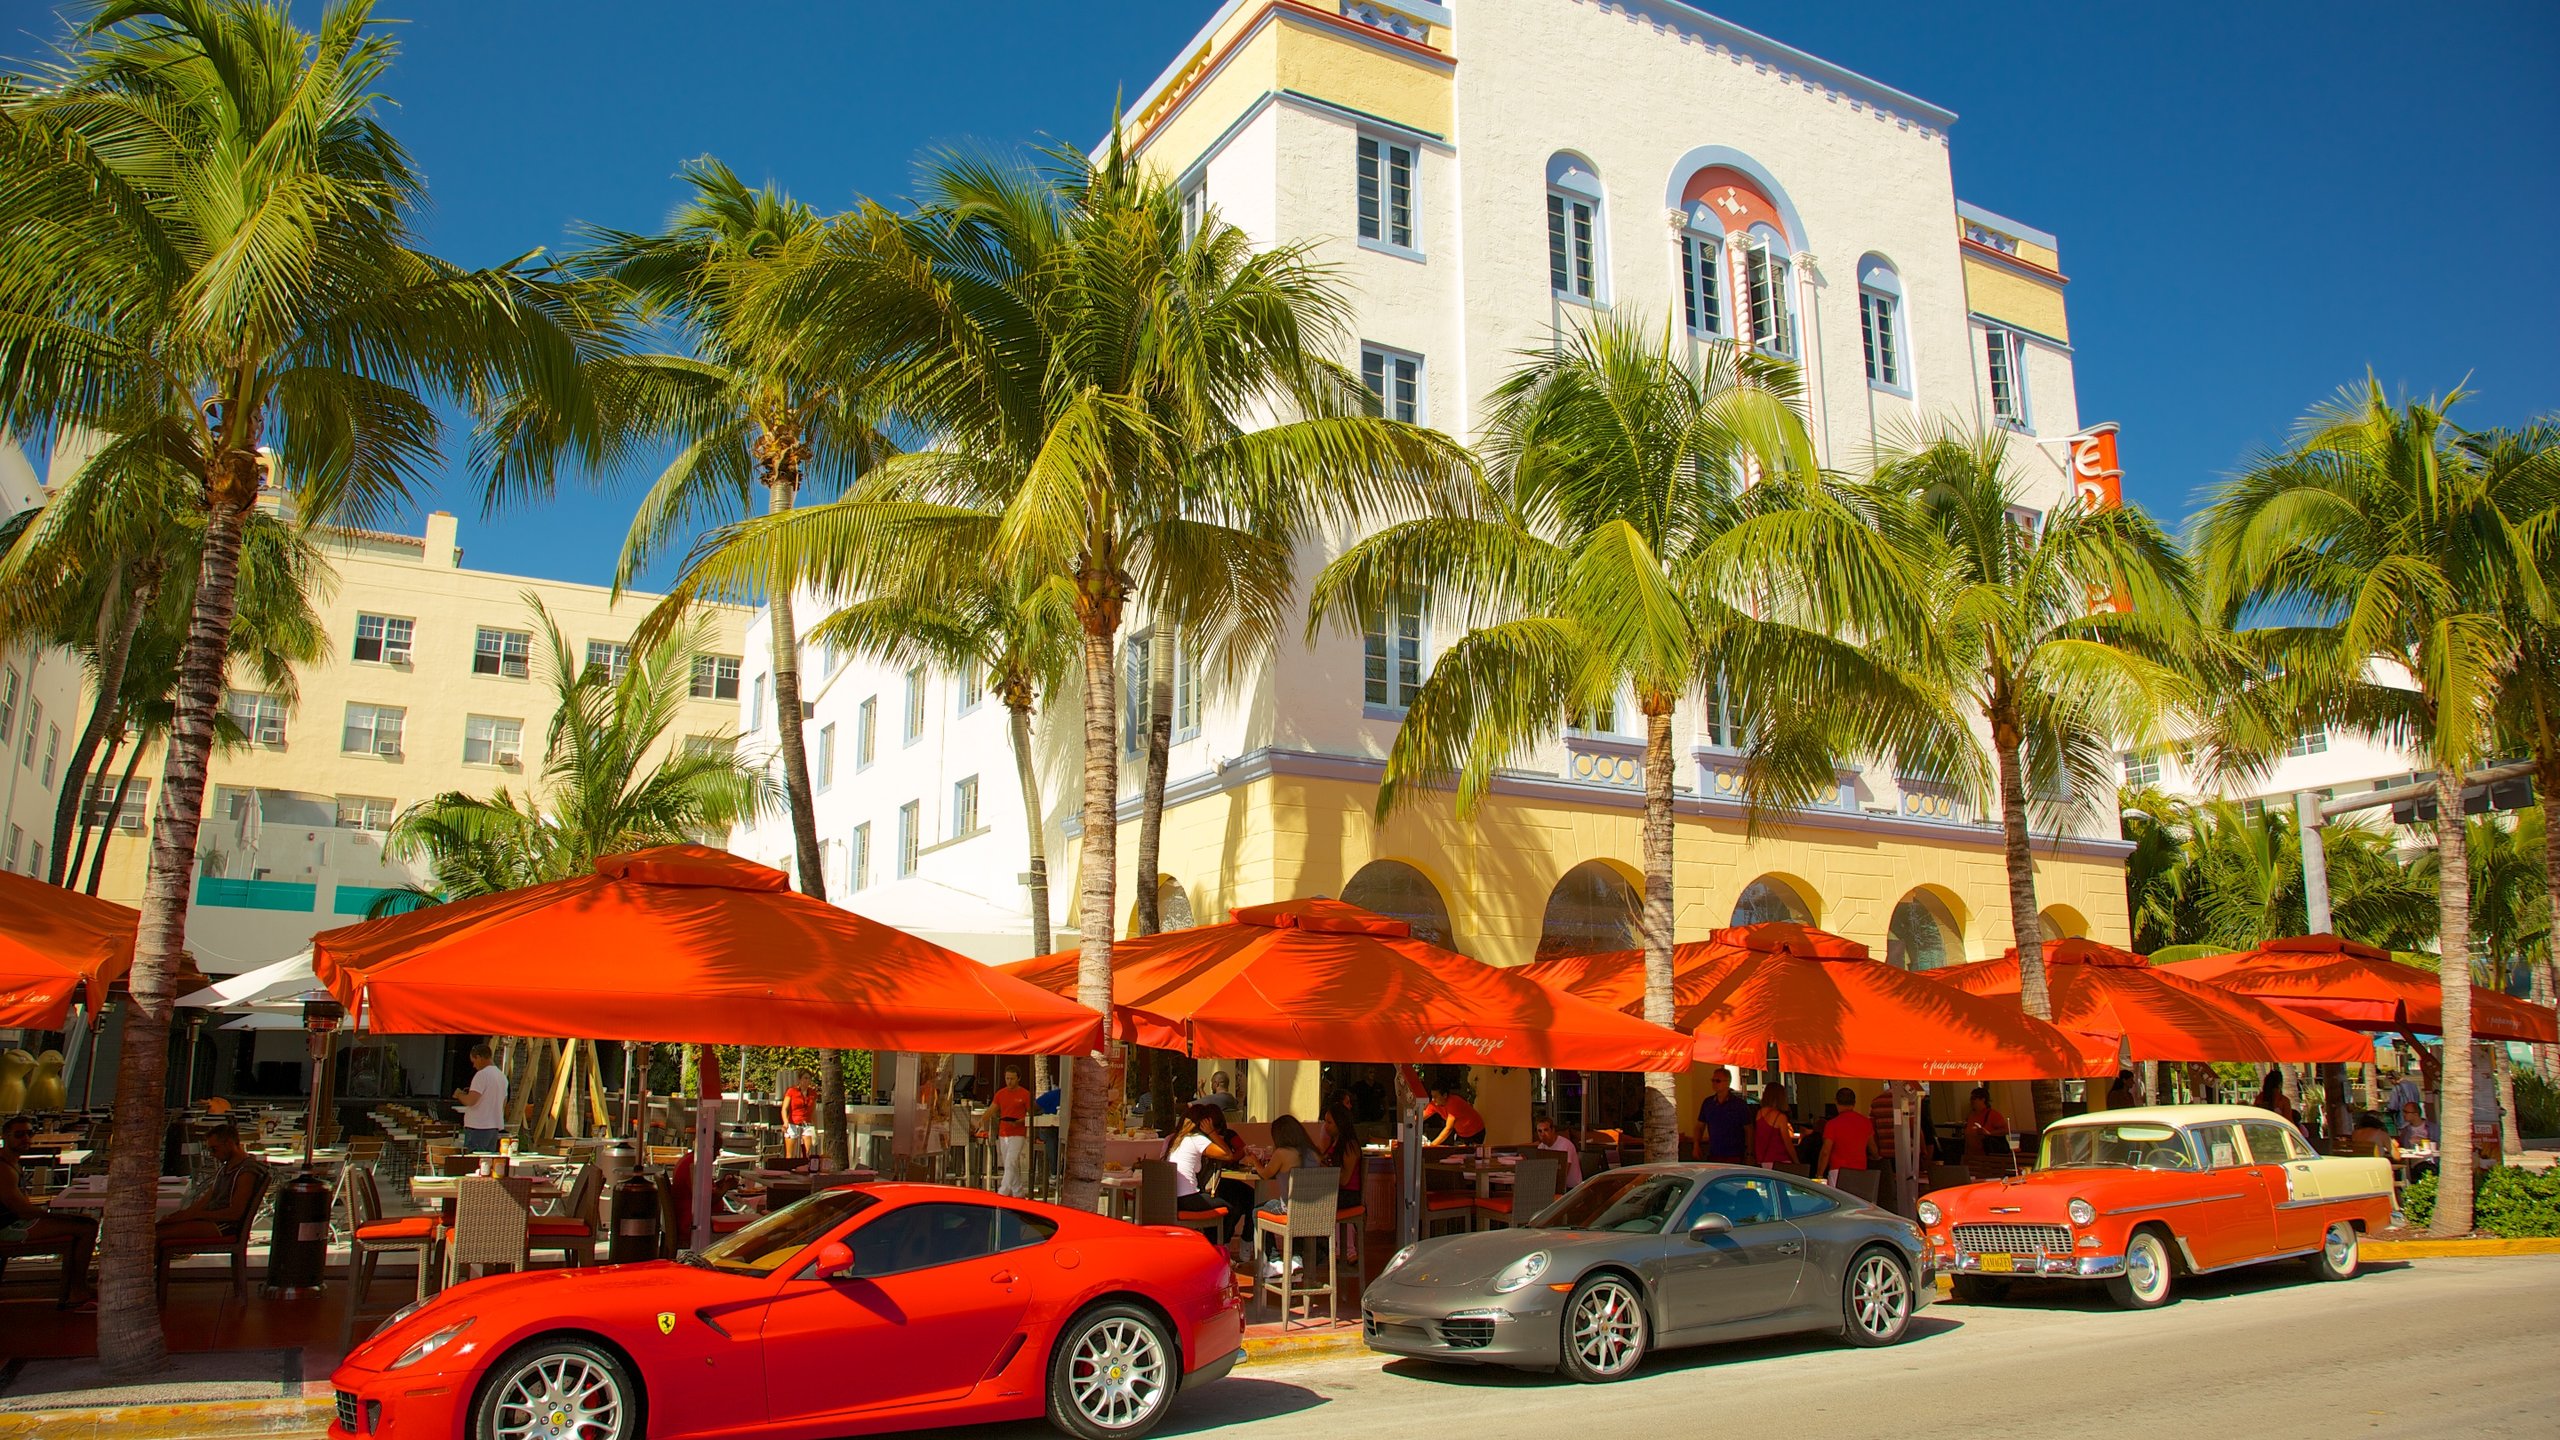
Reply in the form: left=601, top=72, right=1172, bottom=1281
left=2403, top=1165, right=2560, bottom=1237
left=2517, top=1072, right=2558, bottom=1139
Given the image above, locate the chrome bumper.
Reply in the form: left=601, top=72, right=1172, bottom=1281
left=1941, top=1250, right=2126, bottom=1279
left=1362, top=1300, right=1561, bottom=1367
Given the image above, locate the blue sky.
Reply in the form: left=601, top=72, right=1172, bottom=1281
left=7, top=1, right=2556, bottom=587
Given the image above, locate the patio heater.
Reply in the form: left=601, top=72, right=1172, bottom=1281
left=265, top=995, right=342, bottom=1296
left=180, top=1011, right=206, bottom=1108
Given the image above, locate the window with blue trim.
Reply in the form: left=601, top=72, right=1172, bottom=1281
left=1361, top=344, right=1423, bottom=424
left=1357, top=135, right=1416, bottom=252
left=1856, top=255, right=1905, bottom=389
left=1363, top=591, right=1426, bottom=713
left=1741, top=231, right=1792, bottom=357
left=1984, top=326, right=2030, bottom=427
left=1544, top=155, right=1605, bottom=303
left=1681, top=229, right=1724, bottom=337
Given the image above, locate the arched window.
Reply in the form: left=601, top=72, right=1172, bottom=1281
left=1536, top=860, right=1641, bottom=963
left=1739, top=223, right=1793, bottom=358
left=1674, top=165, right=1794, bottom=359
left=2036, top=906, right=2086, bottom=942
left=1856, top=254, right=1906, bottom=390
left=1886, top=889, right=1961, bottom=972
left=1731, top=875, right=1812, bottom=927
left=1545, top=154, right=1606, bottom=304
left=1341, top=860, right=1457, bottom=951
left=1678, top=206, right=1726, bottom=339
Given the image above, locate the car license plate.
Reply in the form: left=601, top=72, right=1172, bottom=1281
left=1978, top=1253, right=2015, bottom=1273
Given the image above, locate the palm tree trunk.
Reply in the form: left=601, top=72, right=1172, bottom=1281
left=1133, top=624, right=1174, bottom=935
left=69, top=726, right=125, bottom=887
left=1991, top=704, right=2064, bottom=1128
left=1006, top=695, right=1053, bottom=956
left=2535, top=708, right=2560, bottom=1076
left=49, top=573, right=154, bottom=884
left=1640, top=705, right=1680, bottom=1165
left=760, top=478, right=847, bottom=1170
left=1062, top=597, right=1123, bottom=1212
left=84, top=738, right=147, bottom=897
left=97, top=470, right=254, bottom=1378
left=2431, top=766, right=2476, bottom=1236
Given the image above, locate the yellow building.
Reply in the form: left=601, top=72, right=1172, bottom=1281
left=92, top=508, right=749, bottom=975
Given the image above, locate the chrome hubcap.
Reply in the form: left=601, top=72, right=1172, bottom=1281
left=1851, top=1255, right=1908, bottom=1337
left=1067, top=1317, right=1167, bottom=1431
left=2128, top=1238, right=2164, bottom=1299
left=1570, top=1282, right=1643, bottom=1375
left=2325, top=1224, right=2355, bottom=1270
left=491, top=1354, right=623, bottom=1440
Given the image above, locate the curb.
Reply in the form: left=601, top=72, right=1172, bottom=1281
left=2363, top=1236, right=2560, bottom=1259
left=1241, top=1329, right=1368, bottom=1365
left=0, top=1395, right=329, bottom=1440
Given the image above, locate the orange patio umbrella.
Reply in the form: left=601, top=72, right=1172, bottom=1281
left=998, top=897, right=1699, bottom=1071
left=312, top=845, right=1103, bottom=1055
left=0, top=869, right=136, bottom=1029
left=1524, top=921, right=2114, bottom=1080
left=1929, top=937, right=2373, bottom=1063
left=2158, top=934, right=2558, bottom=1044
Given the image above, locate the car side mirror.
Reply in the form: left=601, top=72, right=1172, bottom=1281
left=810, top=1241, right=855, bottom=1280
left=1689, top=1213, right=1732, bottom=1239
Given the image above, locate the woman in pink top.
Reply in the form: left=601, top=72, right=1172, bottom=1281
left=1752, top=1086, right=1798, bottom=1166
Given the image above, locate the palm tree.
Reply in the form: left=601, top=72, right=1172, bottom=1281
left=1868, top=419, right=2198, bottom=1125
left=2455, top=808, right=2549, bottom=1154
left=485, top=158, right=889, bottom=1167
left=2468, top=424, right=2560, bottom=1029
left=807, top=556, right=1077, bottom=955
left=656, top=141, right=1467, bottom=1207
left=388, top=597, right=771, bottom=895
left=2199, top=381, right=2552, bottom=1235
left=1312, top=316, right=1956, bottom=1162
left=0, top=0, right=603, bottom=1368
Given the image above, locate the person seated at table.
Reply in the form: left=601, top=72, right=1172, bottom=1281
left=157, top=1123, right=268, bottom=1248
left=1751, top=1086, right=1798, bottom=1167
left=1244, top=1115, right=1316, bottom=1276
left=1815, top=1087, right=1875, bottom=1182
left=1960, top=1087, right=2011, bottom=1158
left=1423, top=1082, right=1486, bottom=1147
left=2398, top=1101, right=2435, bottom=1145
left=2106, top=1069, right=2144, bottom=1110
left=1691, top=1067, right=1753, bottom=1164
left=2256, top=1074, right=2297, bottom=1125
left=2348, top=1112, right=2397, bottom=1160
left=1319, top=1091, right=1364, bottom=1214
left=1531, top=1115, right=1584, bottom=1187
left=1165, top=1104, right=1245, bottom=1244
left=1, top=1115, right=96, bottom=1310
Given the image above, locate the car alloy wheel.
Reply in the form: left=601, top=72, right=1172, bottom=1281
left=481, top=1346, right=631, bottom=1440
left=1561, top=1276, right=1647, bottom=1382
left=2106, top=1229, right=2174, bottom=1310
left=1843, top=1250, right=1911, bottom=1345
left=2313, top=1221, right=2359, bottom=1281
left=1055, top=1307, right=1172, bottom=1437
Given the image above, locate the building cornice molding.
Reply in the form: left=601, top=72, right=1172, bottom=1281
left=1586, top=0, right=1957, bottom=137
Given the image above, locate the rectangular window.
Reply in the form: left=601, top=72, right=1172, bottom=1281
left=1180, top=180, right=1206, bottom=240
left=679, top=734, right=733, bottom=760
left=85, top=776, right=152, bottom=833
left=214, top=785, right=255, bottom=822
left=2005, top=504, right=2045, bottom=537
left=896, top=800, right=920, bottom=878
left=1570, top=695, right=1618, bottom=734
left=19, top=700, right=38, bottom=765
left=690, top=654, right=742, bottom=700
left=342, top=702, right=405, bottom=756
left=1356, top=136, right=1416, bottom=250
left=2287, top=726, right=2330, bottom=758
left=1361, top=345, right=1422, bottom=424
left=2121, top=749, right=2162, bottom=787
left=850, top=821, right=872, bottom=891
left=1681, top=232, right=1723, bottom=336
left=1362, top=592, right=1426, bottom=712
left=461, top=714, right=522, bottom=766
left=222, top=690, right=288, bottom=746
left=4, top=824, right=17, bottom=871
left=1859, top=289, right=1901, bottom=386
left=584, top=640, right=632, bottom=685
left=1745, top=242, right=1792, bottom=355
left=1173, top=641, right=1201, bottom=741
left=1123, top=634, right=1151, bottom=756
left=352, top=613, right=415, bottom=665
left=29, top=843, right=43, bottom=880
left=748, top=674, right=767, bottom=731
left=1546, top=192, right=1596, bottom=299
left=958, top=669, right=983, bottom=714
left=472, top=626, right=531, bottom=679
left=1702, top=674, right=1745, bottom=750
left=952, top=774, right=979, bottom=836
left=902, top=667, right=926, bottom=743
left=817, top=723, right=836, bottom=791
left=0, top=665, right=17, bottom=743
left=1985, top=326, right=2029, bottom=425
left=857, top=696, right=878, bottom=768
left=335, top=794, right=394, bottom=832
left=40, top=723, right=58, bottom=787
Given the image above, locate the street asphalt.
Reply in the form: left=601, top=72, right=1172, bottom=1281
left=949, top=1254, right=2560, bottom=1440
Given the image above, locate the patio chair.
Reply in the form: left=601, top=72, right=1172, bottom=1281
left=154, top=1164, right=271, bottom=1305
left=0, top=1217, right=91, bottom=1305
left=1475, top=1155, right=1563, bottom=1232
left=1834, top=1168, right=1882, bottom=1204
left=1253, top=1166, right=1343, bottom=1328
left=1772, top=1162, right=1811, bottom=1177
left=342, top=1167, right=444, bottom=1348
left=527, top=1165, right=602, bottom=1269
left=1136, top=1161, right=1224, bottom=1241
left=1963, top=1149, right=2019, bottom=1182
left=1928, top=1163, right=1973, bottom=1193
left=444, top=1177, right=531, bottom=1288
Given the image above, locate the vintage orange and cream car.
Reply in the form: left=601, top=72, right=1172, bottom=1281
left=1919, top=1104, right=2393, bottom=1309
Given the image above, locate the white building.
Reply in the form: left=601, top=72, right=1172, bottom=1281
left=0, top=441, right=87, bottom=894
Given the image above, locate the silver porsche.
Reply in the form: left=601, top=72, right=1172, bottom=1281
left=1362, top=1164, right=1933, bottom=1382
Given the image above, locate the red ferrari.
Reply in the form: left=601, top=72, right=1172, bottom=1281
left=329, top=1184, right=1244, bottom=1440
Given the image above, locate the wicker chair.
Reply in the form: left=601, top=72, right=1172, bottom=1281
left=1833, top=1168, right=1882, bottom=1204
left=443, top=1177, right=530, bottom=1288
left=1252, top=1166, right=1343, bottom=1328
left=154, top=1164, right=271, bottom=1305
left=1927, top=1163, right=1973, bottom=1194
left=527, top=1165, right=602, bottom=1268
left=1475, top=1154, right=1563, bottom=1232
left=342, top=1168, right=443, bottom=1347
left=1136, top=1161, right=1224, bottom=1240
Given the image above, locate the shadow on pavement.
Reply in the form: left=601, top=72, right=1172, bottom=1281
left=932, top=1376, right=1327, bottom=1439
left=1939, top=1259, right=2409, bottom=1313
left=1380, top=1314, right=1966, bottom=1389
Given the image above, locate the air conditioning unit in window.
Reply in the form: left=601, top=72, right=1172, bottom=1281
left=255, top=725, right=286, bottom=745
left=497, top=753, right=522, bottom=769
left=387, top=652, right=413, bottom=668
left=376, top=741, right=402, bottom=758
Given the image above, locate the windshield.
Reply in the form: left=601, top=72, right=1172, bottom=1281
left=2040, top=1122, right=2195, bottom=1171
left=1538, top=1172, right=1693, bottom=1233
left=694, top=1188, right=879, bottom=1274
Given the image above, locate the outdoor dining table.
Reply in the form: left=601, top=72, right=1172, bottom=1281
left=1098, top=1170, right=1143, bottom=1221
left=50, top=1176, right=189, bottom=1219
left=1427, top=1155, right=1520, bottom=1207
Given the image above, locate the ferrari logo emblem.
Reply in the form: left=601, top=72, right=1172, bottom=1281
left=656, top=1313, right=676, bottom=1335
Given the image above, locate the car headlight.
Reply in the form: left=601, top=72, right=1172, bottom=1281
left=1917, top=1200, right=1941, bottom=1227
left=1380, top=1244, right=1418, bottom=1279
left=387, top=1318, right=475, bottom=1370
left=1490, top=1251, right=1550, bottom=1294
left=2068, top=1198, right=2096, bottom=1227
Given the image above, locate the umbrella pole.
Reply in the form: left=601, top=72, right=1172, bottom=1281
left=692, top=1045, right=721, bottom=1253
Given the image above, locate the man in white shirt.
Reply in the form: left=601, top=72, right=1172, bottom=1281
left=454, top=1044, right=508, bottom=1152
left=1533, top=1115, right=1583, bottom=1187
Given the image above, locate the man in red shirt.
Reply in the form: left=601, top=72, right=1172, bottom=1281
left=1816, top=1085, right=1876, bottom=1183
left=1423, top=1082, right=1486, bottom=1146
left=989, top=1066, right=1034, bottom=1197
left=780, top=1073, right=819, bottom=1159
